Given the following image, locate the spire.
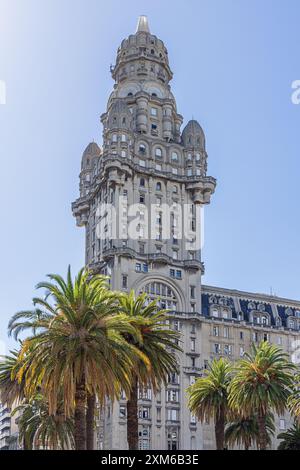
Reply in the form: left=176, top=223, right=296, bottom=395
left=136, top=15, right=150, bottom=34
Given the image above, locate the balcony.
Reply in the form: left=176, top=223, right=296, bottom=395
left=183, top=366, right=203, bottom=376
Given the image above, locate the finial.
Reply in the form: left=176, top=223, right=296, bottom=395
left=136, top=15, right=150, bottom=34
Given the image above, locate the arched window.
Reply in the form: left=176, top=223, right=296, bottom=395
left=142, top=282, right=179, bottom=312
left=139, top=143, right=146, bottom=154
left=171, top=151, right=178, bottom=161
left=155, top=147, right=162, bottom=158
left=127, top=92, right=133, bottom=97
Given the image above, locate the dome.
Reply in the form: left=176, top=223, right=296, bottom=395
left=81, top=142, right=101, bottom=170
left=182, top=119, right=205, bottom=149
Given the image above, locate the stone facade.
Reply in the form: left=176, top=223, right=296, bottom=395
left=72, top=16, right=300, bottom=450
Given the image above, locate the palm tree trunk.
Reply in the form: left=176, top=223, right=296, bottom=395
left=74, top=375, right=87, bottom=450
left=86, top=392, right=96, bottom=450
left=215, top=406, right=225, bottom=450
left=257, top=413, right=268, bottom=450
left=127, top=373, right=139, bottom=450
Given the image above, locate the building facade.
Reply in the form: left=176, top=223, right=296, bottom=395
left=72, top=16, right=300, bottom=450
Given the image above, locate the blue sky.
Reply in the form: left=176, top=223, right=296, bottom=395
left=0, top=0, right=300, bottom=351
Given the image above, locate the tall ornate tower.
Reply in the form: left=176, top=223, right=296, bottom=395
left=72, top=16, right=216, bottom=450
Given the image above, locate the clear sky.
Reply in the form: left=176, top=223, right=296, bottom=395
left=0, top=0, right=300, bottom=352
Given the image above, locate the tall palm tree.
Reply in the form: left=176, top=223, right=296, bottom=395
left=14, top=394, right=74, bottom=450
left=187, top=357, right=232, bottom=450
left=228, top=341, right=295, bottom=450
left=277, top=423, right=300, bottom=450
left=118, top=291, right=181, bottom=450
left=225, top=413, right=275, bottom=450
left=8, top=267, right=141, bottom=450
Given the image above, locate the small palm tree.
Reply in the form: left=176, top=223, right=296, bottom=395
left=8, top=267, right=140, bottom=450
left=288, top=373, right=300, bottom=419
left=118, top=291, right=181, bottom=450
left=14, top=394, right=74, bottom=450
left=277, top=423, right=300, bottom=450
left=228, top=341, right=295, bottom=450
left=225, top=413, right=275, bottom=450
left=188, top=358, right=232, bottom=450
left=0, top=349, right=28, bottom=406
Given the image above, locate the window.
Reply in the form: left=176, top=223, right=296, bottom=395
left=190, top=286, right=195, bottom=299
left=136, top=263, right=142, bottom=272
left=172, top=250, right=178, bottom=260
left=224, top=344, right=232, bottom=356
left=173, top=185, right=178, bottom=193
left=151, top=123, right=157, bottom=131
left=122, top=275, right=128, bottom=289
left=156, top=164, right=162, bottom=171
left=240, top=331, right=244, bottom=340
left=191, top=339, right=195, bottom=352
left=212, top=308, right=219, bottom=318
left=190, top=414, right=196, bottom=424
left=240, top=346, right=245, bottom=357
left=155, top=147, right=162, bottom=158
left=112, top=134, right=117, bottom=142
left=140, top=178, right=145, bottom=187
left=171, top=151, right=178, bottom=161
left=139, top=159, right=146, bottom=167
left=176, top=270, right=182, bottom=279
left=121, top=134, right=126, bottom=142
left=173, top=320, right=181, bottom=331
left=156, top=197, right=162, bottom=206
left=167, top=390, right=179, bottom=402
left=213, top=326, right=219, bottom=337
left=157, top=408, right=161, bottom=421
left=224, top=327, right=229, bottom=338
left=214, top=343, right=221, bottom=354
left=169, top=372, right=179, bottom=385
left=156, top=182, right=162, bottom=191
left=139, top=194, right=145, bottom=204
left=170, top=269, right=175, bottom=278
left=172, top=168, right=178, bottom=175
left=143, top=263, right=149, bottom=273
left=167, top=409, right=179, bottom=422
left=187, top=168, right=192, bottom=176
left=190, top=376, right=196, bottom=385
left=277, top=336, right=283, bottom=345
left=151, top=107, right=158, bottom=116
left=279, top=419, right=286, bottom=430
left=139, top=143, right=146, bottom=153
left=119, top=406, right=126, bottom=418
left=139, top=407, right=151, bottom=420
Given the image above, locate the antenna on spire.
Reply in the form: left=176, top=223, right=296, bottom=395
left=136, top=15, right=150, bottom=34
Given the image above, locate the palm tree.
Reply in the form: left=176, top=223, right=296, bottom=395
left=228, top=341, right=295, bottom=450
left=288, top=373, right=300, bottom=419
left=8, top=267, right=140, bottom=450
left=277, top=423, right=300, bottom=450
left=118, top=290, right=181, bottom=450
left=225, top=413, right=275, bottom=450
left=187, top=357, right=232, bottom=450
left=14, top=394, right=74, bottom=450
left=0, top=349, right=28, bottom=406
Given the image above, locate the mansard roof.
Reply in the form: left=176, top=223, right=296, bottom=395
left=201, top=284, right=300, bottom=328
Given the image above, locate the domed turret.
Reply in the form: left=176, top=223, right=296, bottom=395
left=182, top=119, right=205, bottom=150
left=81, top=142, right=101, bottom=170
